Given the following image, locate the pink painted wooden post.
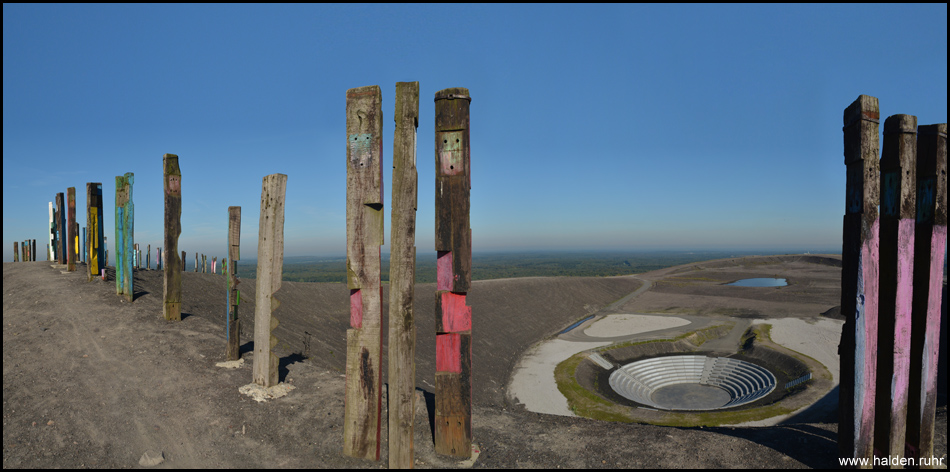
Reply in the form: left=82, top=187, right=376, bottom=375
left=343, top=85, right=384, bottom=461
left=874, top=114, right=917, bottom=459
left=839, top=95, right=880, bottom=465
left=906, top=123, right=947, bottom=464
left=434, top=87, right=473, bottom=458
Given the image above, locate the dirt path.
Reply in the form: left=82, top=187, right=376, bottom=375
left=3, top=260, right=945, bottom=468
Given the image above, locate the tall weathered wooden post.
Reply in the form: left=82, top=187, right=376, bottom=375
left=115, top=173, right=134, bottom=302
left=181, top=251, right=185, bottom=272
left=227, top=206, right=242, bottom=360
left=343, top=85, right=385, bottom=461
left=13, top=242, right=19, bottom=262
left=389, top=81, right=419, bottom=469
left=874, top=114, right=917, bottom=459
left=164, top=154, right=182, bottom=321
left=67, top=187, right=77, bottom=272
left=87, top=183, right=104, bottom=281
left=55, top=192, right=65, bottom=264
left=906, top=123, right=947, bottom=464
left=839, top=95, right=880, bottom=465
left=147, top=244, right=151, bottom=270
left=253, top=174, right=286, bottom=387
left=434, top=87, right=473, bottom=458
left=48, top=202, right=55, bottom=262
left=32, top=240, right=36, bottom=261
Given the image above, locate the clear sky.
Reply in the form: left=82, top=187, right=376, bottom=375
left=3, top=4, right=947, bottom=262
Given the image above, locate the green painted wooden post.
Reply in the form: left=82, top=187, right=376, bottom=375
left=343, top=85, right=385, bottom=461
left=13, top=242, right=18, bottom=262
left=434, top=87, right=473, bottom=458
left=874, top=114, right=917, bottom=460
left=164, top=154, right=182, bottom=321
left=388, top=81, right=419, bottom=469
left=839, top=95, right=880, bottom=465
left=226, top=206, right=241, bottom=360
left=115, top=173, right=134, bottom=302
left=906, top=123, right=947, bottom=464
left=253, top=174, right=286, bottom=387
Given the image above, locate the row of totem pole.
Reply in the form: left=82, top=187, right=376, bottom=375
left=838, top=95, right=947, bottom=467
left=12, top=239, right=36, bottom=262
left=27, top=85, right=468, bottom=467
left=340, top=84, right=474, bottom=466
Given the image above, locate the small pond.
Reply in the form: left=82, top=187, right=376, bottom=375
left=727, top=278, right=787, bottom=287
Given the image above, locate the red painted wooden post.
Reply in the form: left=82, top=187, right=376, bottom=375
left=839, top=95, right=880, bottom=465
left=906, top=123, right=947, bottom=464
left=343, top=85, right=385, bottom=461
left=434, top=87, right=473, bottom=458
left=874, top=114, right=917, bottom=459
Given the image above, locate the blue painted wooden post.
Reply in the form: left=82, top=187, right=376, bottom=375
left=874, top=114, right=917, bottom=459
left=906, top=123, right=947, bottom=463
left=115, top=173, right=134, bottom=302
left=839, top=95, right=880, bottom=465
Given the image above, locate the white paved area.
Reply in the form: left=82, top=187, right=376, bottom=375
left=734, top=317, right=844, bottom=426
left=508, top=314, right=692, bottom=416
left=584, top=314, right=690, bottom=337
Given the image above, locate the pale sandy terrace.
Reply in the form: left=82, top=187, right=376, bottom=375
left=508, top=314, right=691, bottom=416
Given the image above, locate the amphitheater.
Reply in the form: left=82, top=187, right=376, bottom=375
left=605, top=354, right=776, bottom=411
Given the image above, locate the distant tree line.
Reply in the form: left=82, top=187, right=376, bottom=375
left=235, top=251, right=805, bottom=283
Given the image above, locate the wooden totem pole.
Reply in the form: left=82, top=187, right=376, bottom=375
left=48, top=202, right=55, bottom=261
left=87, top=183, right=104, bottom=281
left=906, top=123, right=947, bottom=463
left=253, top=173, right=286, bottom=387
left=55, top=192, right=65, bottom=264
left=388, top=81, right=419, bottom=469
left=874, top=115, right=917, bottom=459
left=434, top=87, right=473, bottom=458
left=839, top=95, right=880, bottom=464
left=164, top=154, right=182, bottom=321
left=67, top=187, right=77, bottom=271
left=115, top=173, right=134, bottom=302
left=343, top=85, right=384, bottom=460
left=226, top=206, right=241, bottom=360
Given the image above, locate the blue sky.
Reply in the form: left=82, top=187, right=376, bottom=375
left=3, top=4, right=947, bottom=262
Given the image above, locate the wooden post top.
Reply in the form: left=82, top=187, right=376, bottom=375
left=917, top=123, right=948, bottom=226
left=435, top=88, right=471, bottom=132
left=843, top=95, right=880, bottom=165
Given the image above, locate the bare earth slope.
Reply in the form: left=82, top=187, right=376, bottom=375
left=2, top=260, right=944, bottom=468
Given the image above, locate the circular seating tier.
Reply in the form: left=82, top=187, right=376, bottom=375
left=607, top=355, right=776, bottom=411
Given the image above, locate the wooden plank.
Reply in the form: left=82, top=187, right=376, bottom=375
left=227, top=206, right=241, bottom=361
left=164, top=154, right=182, bottom=321
left=906, top=123, right=947, bottom=464
left=253, top=173, right=286, bottom=387
left=838, top=95, right=880, bottom=466
left=343, top=84, right=385, bottom=461
left=434, top=87, right=473, bottom=458
left=874, top=114, right=917, bottom=460
left=388, top=81, right=419, bottom=470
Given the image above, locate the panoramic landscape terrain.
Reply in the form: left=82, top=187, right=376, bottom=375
left=2, top=253, right=947, bottom=468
